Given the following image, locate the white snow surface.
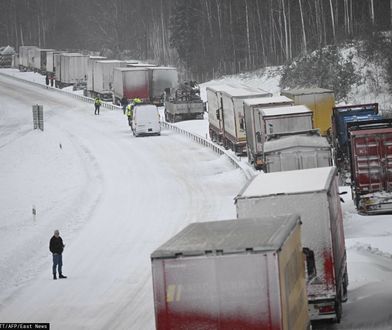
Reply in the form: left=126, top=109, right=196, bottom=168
left=1, top=66, right=392, bottom=330
left=261, top=104, right=311, bottom=116
left=238, top=167, right=334, bottom=197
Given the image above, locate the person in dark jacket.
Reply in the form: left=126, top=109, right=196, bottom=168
left=120, top=96, right=128, bottom=115
left=49, top=229, right=67, bottom=280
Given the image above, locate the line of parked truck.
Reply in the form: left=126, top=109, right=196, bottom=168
left=17, top=45, right=179, bottom=106
left=206, top=83, right=392, bottom=215
left=149, top=83, right=392, bottom=328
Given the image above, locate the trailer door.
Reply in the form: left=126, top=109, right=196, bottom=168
left=352, top=129, right=392, bottom=192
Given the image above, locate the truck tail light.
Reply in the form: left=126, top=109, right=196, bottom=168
left=318, top=304, right=335, bottom=314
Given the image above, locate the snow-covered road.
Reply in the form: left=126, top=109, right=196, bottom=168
left=2, top=70, right=392, bottom=330
left=0, top=74, right=246, bottom=329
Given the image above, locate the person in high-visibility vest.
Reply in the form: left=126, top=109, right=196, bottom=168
left=127, top=98, right=142, bottom=127
left=94, top=96, right=102, bottom=115
left=126, top=103, right=133, bottom=127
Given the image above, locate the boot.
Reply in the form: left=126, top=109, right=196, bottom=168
left=53, top=274, right=57, bottom=280
left=59, top=273, right=67, bottom=279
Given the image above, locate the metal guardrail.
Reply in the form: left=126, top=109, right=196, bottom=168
left=0, top=70, right=254, bottom=180
left=0, top=71, right=121, bottom=111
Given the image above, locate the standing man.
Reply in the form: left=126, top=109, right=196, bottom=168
left=94, top=96, right=102, bottom=115
left=49, top=229, right=67, bottom=280
left=120, top=96, right=128, bottom=115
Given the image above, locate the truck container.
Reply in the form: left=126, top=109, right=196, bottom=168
left=243, top=98, right=307, bottom=169
left=151, top=215, right=310, bottom=330
left=263, top=131, right=332, bottom=172
left=235, top=166, right=348, bottom=322
left=206, top=84, right=239, bottom=144
left=32, top=48, right=54, bottom=73
left=45, top=50, right=63, bottom=75
left=53, top=52, right=65, bottom=86
left=149, top=66, right=178, bottom=105
left=112, top=67, right=150, bottom=104
left=86, top=56, right=107, bottom=94
left=164, top=81, right=204, bottom=122
left=220, top=85, right=272, bottom=155
left=348, top=119, right=392, bottom=214
left=92, top=60, right=127, bottom=100
left=281, top=88, right=335, bottom=136
left=58, top=53, right=88, bottom=88
left=18, top=46, right=38, bottom=71
left=332, top=103, right=382, bottom=183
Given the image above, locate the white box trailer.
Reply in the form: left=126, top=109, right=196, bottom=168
left=206, top=84, right=239, bottom=144
left=148, top=66, right=178, bottom=105
left=151, top=215, right=310, bottom=330
left=46, top=50, right=62, bottom=74
left=281, top=88, right=335, bottom=136
left=59, top=53, right=88, bottom=87
left=244, top=96, right=295, bottom=169
left=220, top=85, right=272, bottom=155
left=87, top=56, right=107, bottom=93
left=263, top=133, right=332, bottom=172
left=32, top=48, right=54, bottom=73
left=235, top=166, right=348, bottom=323
left=53, top=52, right=67, bottom=85
left=93, top=60, right=126, bottom=99
left=18, top=46, right=37, bottom=70
left=112, top=67, right=150, bottom=104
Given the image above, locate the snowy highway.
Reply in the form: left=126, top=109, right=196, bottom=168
left=0, top=74, right=246, bottom=329
left=2, top=71, right=392, bottom=329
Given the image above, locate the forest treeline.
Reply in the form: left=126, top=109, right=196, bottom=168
left=0, top=0, right=391, bottom=81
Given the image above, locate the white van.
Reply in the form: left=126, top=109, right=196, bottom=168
left=132, top=104, right=161, bottom=136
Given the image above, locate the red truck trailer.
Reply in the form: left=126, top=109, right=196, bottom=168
left=348, top=119, right=392, bottom=214
left=151, top=215, right=310, bottom=330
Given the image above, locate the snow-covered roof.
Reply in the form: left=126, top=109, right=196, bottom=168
left=264, top=135, right=330, bottom=153
left=0, top=46, right=15, bottom=55
left=128, top=63, right=157, bottom=67
left=261, top=105, right=311, bottom=116
left=206, top=83, right=243, bottom=93
left=114, top=67, right=148, bottom=71
left=237, top=166, right=335, bottom=198
left=281, top=87, right=334, bottom=96
left=96, top=60, right=126, bottom=64
left=244, top=95, right=293, bottom=106
left=61, top=53, right=86, bottom=57
left=150, top=66, right=176, bottom=70
left=151, top=215, right=301, bottom=258
left=220, top=85, right=271, bottom=98
left=89, top=56, right=107, bottom=60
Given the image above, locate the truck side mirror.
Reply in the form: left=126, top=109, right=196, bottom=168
left=216, top=109, right=220, bottom=120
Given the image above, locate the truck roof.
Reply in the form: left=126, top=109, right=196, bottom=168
left=206, top=83, right=243, bottom=93
left=151, top=215, right=301, bottom=259
left=281, top=87, right=334, bottom=96
left=149, top=66, right=177, bottom=70
left=244, top=95, right=293, bottom=106
left=114, top=67, right=149, bottom=72
left=61, top=53, right=86, bottom=57
left=264, top=135, right=330, bottom=152
left=96, top=60, right=126, bottom=64
left=237, top=166, right=336, bottom=198
left=261, top=105, right=312, bottom=116
left=220, top=85, right=271, bottom=98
